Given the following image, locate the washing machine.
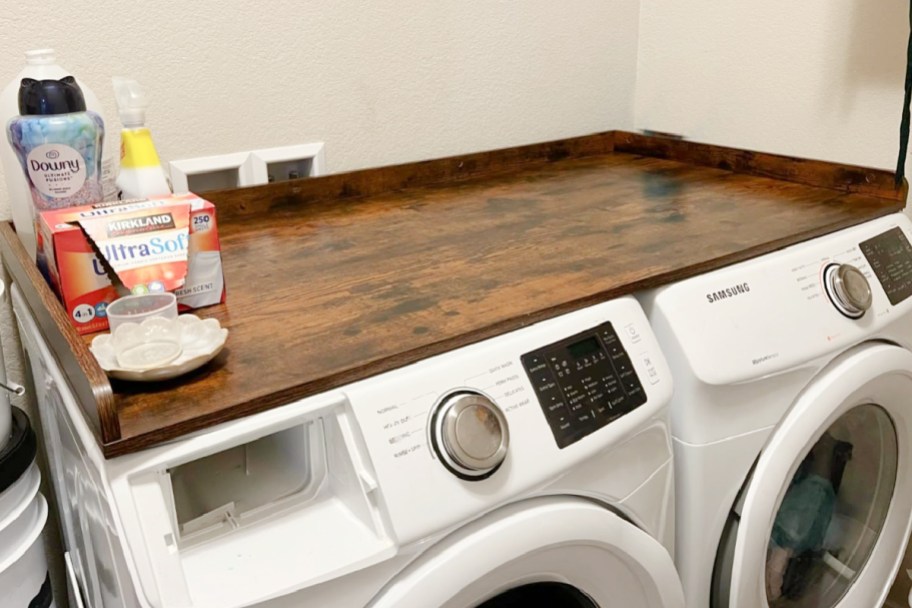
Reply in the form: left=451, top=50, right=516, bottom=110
left=13, top=290, right=685, bottom=608
left=639, top=213, right=912, bottom=608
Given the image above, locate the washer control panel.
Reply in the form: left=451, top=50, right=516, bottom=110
left=521, top=322, right=646, bottom=448
left=345, top=296, right=672, bottom=545
left=860, top=227, right=912, bottom=306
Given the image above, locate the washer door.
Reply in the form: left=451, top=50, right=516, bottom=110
left=368, top=496, right=684, bottom=608
left=716, top=343, right=912, bottom=608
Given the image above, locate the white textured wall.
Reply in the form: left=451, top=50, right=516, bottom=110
left=0, top=0, right=641, bottom=206
left=0, top=2, right=641, bottom=605
left=635, top=0, right=909, bottom=173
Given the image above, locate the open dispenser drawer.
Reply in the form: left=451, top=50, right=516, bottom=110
left=110, top=395, right=395, bottom=608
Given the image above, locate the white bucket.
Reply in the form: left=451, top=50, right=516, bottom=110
left=0, top=462, right=39, bottom=526
left=0, top=407, right=53, bottom=607
left=0, top=490, right=53, bottom=607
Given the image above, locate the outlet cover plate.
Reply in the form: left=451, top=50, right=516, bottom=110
left=250, top=143, right=325, bottom=183
left=169, top=152, right=258, bottom=194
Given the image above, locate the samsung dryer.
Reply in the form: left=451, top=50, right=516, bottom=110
left=640, top=213, right=912, bottom=608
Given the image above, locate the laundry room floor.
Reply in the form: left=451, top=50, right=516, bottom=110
left=884, top=533, right=911, bottom=607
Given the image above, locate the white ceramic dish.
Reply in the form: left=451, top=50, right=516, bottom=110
left=91, top=315, right=228, bottom=382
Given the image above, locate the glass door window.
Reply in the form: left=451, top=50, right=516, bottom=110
left=765, top=404, right=898, bottom=607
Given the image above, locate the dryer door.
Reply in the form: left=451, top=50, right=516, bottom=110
left=716, top=343, right=912, bottom=608
left=368, top=496, right=684, bottom=608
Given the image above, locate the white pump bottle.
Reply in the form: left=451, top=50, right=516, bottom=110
left=113, top=78, right=171, bottom=200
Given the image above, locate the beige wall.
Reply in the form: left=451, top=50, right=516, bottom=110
left=0, top=0, right=641, bottom=203
left=635, top=0, right=909, bottom=174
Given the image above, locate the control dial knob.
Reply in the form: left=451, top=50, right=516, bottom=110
left=824, top=263, right=872, bottom=319
left=431, top=391, right=509, bottom=480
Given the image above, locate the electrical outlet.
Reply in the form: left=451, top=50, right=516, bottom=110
left=268, top=158, right=312, bottom=183
left=169, top=143, right=325, bottom=194
left=250, top=143, right=325, bottom=184
left=169, top=152, right=258, bottom=194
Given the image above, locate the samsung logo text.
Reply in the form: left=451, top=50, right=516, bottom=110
left=706, top=282, right=751, bottom=304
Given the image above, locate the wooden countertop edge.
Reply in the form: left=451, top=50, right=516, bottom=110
left=98, top=208, right=900, bottom=458
left=0, top=223, right=117, bottom=443
left=205, top=131, right=906, bottom=221
left=2, top=131, right=905, bottom=457
left=206, top=131, right=619, bottom=221
left=614, top=131, right=907, bottom=201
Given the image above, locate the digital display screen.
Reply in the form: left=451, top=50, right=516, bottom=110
left=521, top=322, right=647, bottom=449
left=567, top=336, right=600, bottom=359
left=860, top=228, right=912, bottom=306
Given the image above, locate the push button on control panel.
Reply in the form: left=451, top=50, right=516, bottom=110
left=524, top=355, right=571, bottom=432
left=521, top=322, right=648, bottom=449
left=639, top=353, right=660, bottom=385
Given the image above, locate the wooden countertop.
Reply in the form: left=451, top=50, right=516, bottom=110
left=3, top=131, right=905, bottom=458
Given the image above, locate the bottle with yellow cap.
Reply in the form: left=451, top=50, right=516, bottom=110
left=113, top=77, right=171, bottom=199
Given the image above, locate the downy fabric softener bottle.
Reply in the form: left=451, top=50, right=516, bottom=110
left=7, top=76, right=105, bottom=217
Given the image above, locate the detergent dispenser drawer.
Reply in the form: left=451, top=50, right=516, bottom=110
left=118, top=396, right=395, bottom=607
left=168, top=423, right=321, bottom=542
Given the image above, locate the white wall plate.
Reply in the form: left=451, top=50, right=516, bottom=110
left=250, top=142, right=326, bottom=183
left=169, top=152, right=258, bottom=194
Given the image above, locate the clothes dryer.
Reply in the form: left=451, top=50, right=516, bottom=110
left=640, top=213, right=912, bottom=608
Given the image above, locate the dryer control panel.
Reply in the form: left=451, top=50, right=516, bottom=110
left=649, top=212, right=912, bottom=387
left=522, top=322, right=647, bottom=448
left=860, top=227, right=912, bottom=306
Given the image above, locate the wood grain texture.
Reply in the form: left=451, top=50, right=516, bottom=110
left=208, top=132, right=618, bottom=221
left=0, top=223, right=116, bottom=443
left=2, top=132, right=905, bottom=458
left=615, top=131, right=907, bottom=201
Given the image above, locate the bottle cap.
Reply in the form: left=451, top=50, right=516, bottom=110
left=18, top=76, right=87, bottom=115
left=24, top=49, right=56, bottom=65
left=112, top=77, right=147, bottom=128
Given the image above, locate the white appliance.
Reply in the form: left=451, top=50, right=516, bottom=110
left=13, top=292, right=685, bottom=608
left=639, top=213, right=912, bottom=608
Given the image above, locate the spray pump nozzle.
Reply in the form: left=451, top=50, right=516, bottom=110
left=112, top=77, right=148, bottom=128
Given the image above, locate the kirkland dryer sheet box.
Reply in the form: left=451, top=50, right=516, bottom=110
left=38, top=194, right=226, bottom=334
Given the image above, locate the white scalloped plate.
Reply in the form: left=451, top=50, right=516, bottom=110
left=90, top=314, right=228, bottom=382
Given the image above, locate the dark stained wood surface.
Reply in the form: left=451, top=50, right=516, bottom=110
left=2, top=131, right=904, bottom=458
left=614, top=132, right=906, bottom=201
left=208, top=132, right=617, bottom=221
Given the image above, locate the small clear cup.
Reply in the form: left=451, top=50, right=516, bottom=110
left=106, top=293, right=178, bottom=334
